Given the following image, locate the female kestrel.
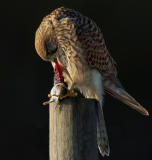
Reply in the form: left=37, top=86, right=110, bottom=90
left=35, top=7, right=149, bottom=156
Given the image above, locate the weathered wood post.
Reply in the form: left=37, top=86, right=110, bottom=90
left=49, top=97, right=99, bottom=160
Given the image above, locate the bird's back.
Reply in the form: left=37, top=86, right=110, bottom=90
left=43, top=7, right=117, bottom=77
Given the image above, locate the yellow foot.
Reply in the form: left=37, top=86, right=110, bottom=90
left=60, top=89, right=78, bottom=100
left=48, top=89, right=78, bottom=100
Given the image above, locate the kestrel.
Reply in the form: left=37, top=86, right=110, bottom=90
left=35, top=7, right=149, bottom=156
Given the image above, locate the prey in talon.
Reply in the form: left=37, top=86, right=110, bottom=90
left=43, top=82, right=67, bottom=108
left=43, top=58, right=78, bottom=107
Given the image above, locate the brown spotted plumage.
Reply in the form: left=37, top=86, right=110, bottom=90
left=35, top=7, right=149, bottom=157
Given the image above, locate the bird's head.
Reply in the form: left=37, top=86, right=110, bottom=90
left=35, top=19, right=58, bottom=61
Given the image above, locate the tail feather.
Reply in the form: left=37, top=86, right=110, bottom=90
left=103, top=75, right=149, bottom=116
left=96, top=102, right=110, bottom=157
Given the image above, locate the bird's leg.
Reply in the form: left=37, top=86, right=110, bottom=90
left=59, top=84, right=78, bottom=100
left=47, top=84, right=78, bottom=101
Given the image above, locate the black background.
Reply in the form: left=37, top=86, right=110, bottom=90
left=1, top=0, right=152, bottom=159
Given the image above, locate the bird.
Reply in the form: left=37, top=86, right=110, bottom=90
left=35, top=7, right=149, bottom=157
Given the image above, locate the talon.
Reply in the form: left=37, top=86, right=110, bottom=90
left=47, top=86, right=78, bottom=102
left=47, top=90, right=77, bottom=101
left=59, top=89, right=78, bottom=100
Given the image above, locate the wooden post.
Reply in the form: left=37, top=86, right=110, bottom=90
left=49, top=97, right=99, bottom=160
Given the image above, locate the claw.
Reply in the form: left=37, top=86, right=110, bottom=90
left=48, top=90, right=78, bottom=100
left=59, top=89, right=78, bottom=100
left=44, top=83, right=77, bottom=109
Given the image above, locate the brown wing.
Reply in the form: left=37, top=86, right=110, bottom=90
left=46, top=7, right=117, bottom=77
left=74, top=15, right=117, bottom=76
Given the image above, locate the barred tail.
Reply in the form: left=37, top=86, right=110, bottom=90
left=97, top=102, right=110, bottom=157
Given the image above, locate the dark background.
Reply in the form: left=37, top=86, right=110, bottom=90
left=1, top=0, right=152, bottom=159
